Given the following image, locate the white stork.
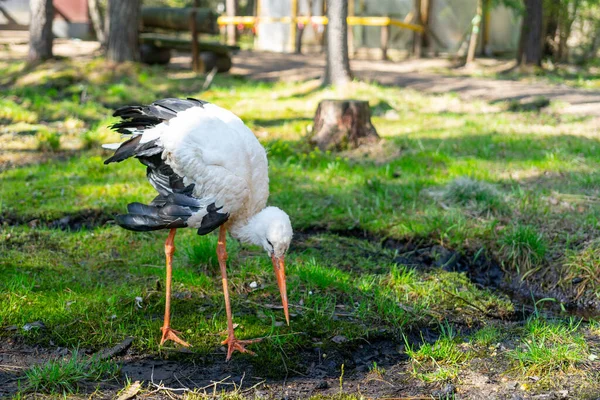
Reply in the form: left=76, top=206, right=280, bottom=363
left=103, top=98, right=293, bottom=360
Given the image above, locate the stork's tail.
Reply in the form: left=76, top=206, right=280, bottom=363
left=115, top=192, right=229, bottom=235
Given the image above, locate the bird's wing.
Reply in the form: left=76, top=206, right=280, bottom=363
left=104, top=98, right=269, bottom=219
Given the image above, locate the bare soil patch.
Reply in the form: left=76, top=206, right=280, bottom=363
left=2, top=335, right=589, bottom=399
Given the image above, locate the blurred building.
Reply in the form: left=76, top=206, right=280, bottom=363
left=0, top=0, right=91, bottom=39
left=256, top=0, right=520, bottom=57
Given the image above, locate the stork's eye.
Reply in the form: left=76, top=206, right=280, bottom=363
left=266, top=239, right=274, bottom=251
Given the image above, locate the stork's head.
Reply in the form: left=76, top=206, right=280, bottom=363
left=241, top=206, right=293, bottom=324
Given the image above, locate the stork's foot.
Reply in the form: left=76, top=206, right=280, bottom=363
left=221, top=335, right=262, bottom=361
left=160, top=326, right=191, bottom=347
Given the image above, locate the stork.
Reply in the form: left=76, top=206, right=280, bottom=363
left=103, top=98, right=293, bottom=360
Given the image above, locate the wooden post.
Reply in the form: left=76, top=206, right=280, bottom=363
left=348, top=0, right=354, bottom=56
left=190, top=0, right=203, bottom=73
left=421, top=0, right=430, bottom=53
left=412, top=0, right=422, bottom=58
left=359, top=0, right=366, bottom=50
left=380, top=19, right=389, bottom=60
left=300, top=0, right=315, bottom=53
left=290, top=0, right=298, bottom=52
left=480, top=0, right=490, bottom=56
left=226, top=0, right=237, bottom=46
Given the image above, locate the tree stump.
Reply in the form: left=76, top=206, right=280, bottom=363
left=309, top=100, right=379, bottom=151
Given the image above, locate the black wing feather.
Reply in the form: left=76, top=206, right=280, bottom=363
left=106, top=97, right=227, bottom=234
left=115, top=193, right=228, bottom=234
left=197, top=204, right=229, bottom=235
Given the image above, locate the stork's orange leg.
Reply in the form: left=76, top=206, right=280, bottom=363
left=217, top=226, right=261, bottom=361
left=160, top=228, right=190, bottom=347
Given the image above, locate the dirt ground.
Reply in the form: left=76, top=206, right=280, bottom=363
left=0, top=337, right=573, bottom=400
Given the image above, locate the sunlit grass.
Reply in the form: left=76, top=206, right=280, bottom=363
left=1, top=57, right=600, bottom=396
left=471, top=324, right=504, bottom=348
left=405, top=323, right=471, bottom=382
left=509, top=317, right=589, bottom=375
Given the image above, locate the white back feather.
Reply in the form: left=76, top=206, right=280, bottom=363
left=158, top=103, right=269, bottom=229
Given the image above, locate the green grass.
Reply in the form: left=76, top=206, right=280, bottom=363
left=509, top=317, right=589, bottom=376
left=499, top=224, right=548, bottom=275
left=427, top=176, right=508, bottom=215
left=1, top=57, right=600, bottom=397
left=24, top=350, right=120, bottom=394
left=35, top=129, right=61, bottom=152
left=405, top=323, right=471, bottom=382
left=471, top=324, right=504, bottom=348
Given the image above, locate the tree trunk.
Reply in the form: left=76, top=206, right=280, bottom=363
left=309, top=100, right=379, bottom=151
left=518, top=0, right=543, bottom=68
left=88, top=0, right=106, bottom=47
left=465, top=0, right=482, bottom=65
left=107, top=0, right=141, bottom=63
left=28, top=0, right=53, bottom=63
left=323, top=0, right=352, bottom=86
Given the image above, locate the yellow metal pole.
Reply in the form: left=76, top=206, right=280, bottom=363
left=290, top=0, right=298, bottom=53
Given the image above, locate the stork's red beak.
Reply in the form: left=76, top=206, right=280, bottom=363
left=271, top=254, right=289, bottom=325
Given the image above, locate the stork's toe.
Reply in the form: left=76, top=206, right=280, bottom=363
left=160, top=326, right=191, bottom=347
left=221, top=336, right=262, bottom=361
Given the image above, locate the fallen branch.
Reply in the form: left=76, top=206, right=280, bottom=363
left=95, top=337, right=134, bottom=361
